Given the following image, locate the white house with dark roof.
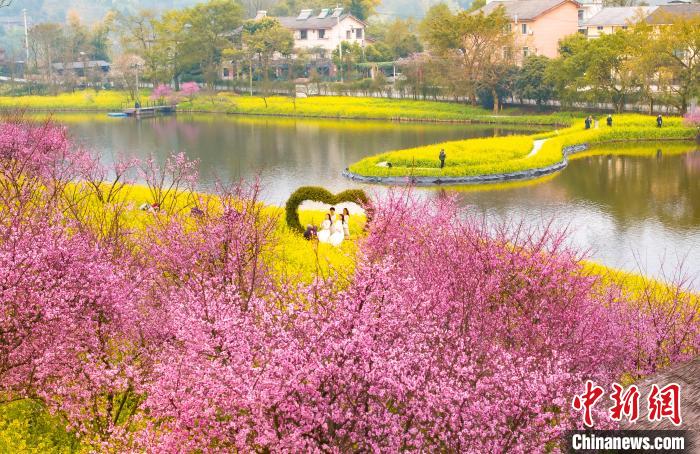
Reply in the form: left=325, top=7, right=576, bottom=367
left=265, top=8, right=366, bottom=56
left=477, top=0, right=581, bottom=60
left=220, top=8, right=366, bottom=80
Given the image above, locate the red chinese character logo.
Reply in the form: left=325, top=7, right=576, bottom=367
left=572, top=380, right=605, bottom=427
left=609, top=383, right=640, bottom=422
left=648, top=383, right=682, bottom=425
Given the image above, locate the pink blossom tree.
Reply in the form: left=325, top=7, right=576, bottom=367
left=1, top=115, right=698, bottom=451
left=150, top=84, right=173, bottom=105
left=136, top=192, right=699, bottom=451
left=683, top=108, right=700, bottom=140
left=179, top=81, right=200, bottom=103
left=0, top=115, right=159, bottom=450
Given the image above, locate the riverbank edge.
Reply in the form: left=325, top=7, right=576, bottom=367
left=7, top=105, right=572, bottom=127
left=209, top=109, right=570, bottom=126
left=342, top=138, right=696, bottom=186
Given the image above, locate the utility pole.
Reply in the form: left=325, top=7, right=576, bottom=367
left=337, top=8, right=343, bottom=83
left=23, top=9, right=29, bottom=65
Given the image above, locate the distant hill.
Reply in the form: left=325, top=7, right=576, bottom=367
left=0, top=0, right=204, bottom=23
left=0, top=0, right=466, bottom=23
left=376, top=0, right=473, bottom=19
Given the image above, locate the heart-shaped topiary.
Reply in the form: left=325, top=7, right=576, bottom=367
left=285, top=186, right=371, bottom=233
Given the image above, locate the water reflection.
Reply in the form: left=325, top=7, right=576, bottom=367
left=453, top=145, right=700, bottom=283
left=64, top=114, right=539, bottom=203
left=59, top=114, right=700, bottom=285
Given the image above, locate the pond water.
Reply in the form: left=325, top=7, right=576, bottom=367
left=60, top=114, right=700, bottom=285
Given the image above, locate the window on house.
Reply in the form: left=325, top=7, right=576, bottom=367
left=521, top=23, right=527, bottom=34
left=318, top=29, right=325, bottom=39
left=355, top=28, right=363, bottom=39
left=673, top=49, right=686, bottom=59
left=223, top=68, right=230, bottom=77
left=597, top=26, right=603, bottom=30
left=523, top=47, right=529, bottom=57
left=622, top=25, right=628, bottom=29
left=300, top=29, right=308, bottom=40
left=346, top=30, right=351, bottom=39
left=578, top=10, right=584, bottom=21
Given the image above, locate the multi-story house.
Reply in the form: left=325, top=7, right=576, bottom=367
left=477, top=0, right=582, bottom=61
left=644, top=3, right=700, bottom=25
left=273, top=8, right=366, bottom=57
left=581, top=6, right=656, bottom=38
left=582, top=3, right=700, bottom=39
left=576, top=0, right=603, bottom=32
left=221, top=8, right=366, bottom=80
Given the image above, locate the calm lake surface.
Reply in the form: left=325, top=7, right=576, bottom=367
left=61, top=114, right=700, bottom=285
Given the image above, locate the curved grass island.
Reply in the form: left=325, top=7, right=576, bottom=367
left=344, top=114, right=697, bottom=185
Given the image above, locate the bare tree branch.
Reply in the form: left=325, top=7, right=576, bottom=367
left=0, top=0, right=12, bottom=9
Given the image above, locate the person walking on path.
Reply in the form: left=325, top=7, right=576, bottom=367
left=439, top=149, right=446, bottom=169
left=607, top=114, right=613, bottom=127
left=657, top=114, right=663, bottom=128
left=585, top=116, right=592, bottom=130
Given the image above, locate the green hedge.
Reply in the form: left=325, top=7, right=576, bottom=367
left=285, top=186, right=370, bottom=233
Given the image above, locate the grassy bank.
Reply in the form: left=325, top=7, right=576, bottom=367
left=347, top=114, right=696, bottom=179
left=0, top=90, right=142, bottom=111
left=1, top=90, right=576, bottom=125
left=183, top=94, right=577, bottom=125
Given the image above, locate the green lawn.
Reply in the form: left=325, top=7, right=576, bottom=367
left=183, top=93, right=577, bottom=125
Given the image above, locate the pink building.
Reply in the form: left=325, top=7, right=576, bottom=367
left=477, top=0, right=581, bottom=61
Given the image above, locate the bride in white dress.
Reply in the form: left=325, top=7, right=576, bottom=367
left=317, top=214, right=332, bottom=243
left=329, top=215, right=345, bottom=247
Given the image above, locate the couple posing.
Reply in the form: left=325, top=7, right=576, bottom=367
left=318, top=207, right=350, bottom=247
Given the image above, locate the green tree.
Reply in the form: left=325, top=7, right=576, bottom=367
left=515, top=55, right=555, bottom=108
left=115, top=10, right=162, bottom=83
left=420, top=4, right=514, bottom=107
left=28, top=23, right=64, bottom=82
left=637, top=14, right=700, bottom=114
left=584, top=31, right=640, bottom=112
left=152, top=0, right=243, bottom=89
left=242, top=17, right=294, bottom=99
left=545, top=34, right=590, bottom=108
left=468, top=0, right=486, bottom=12
left=364, top=43, right=393, bottom=62
left=332, top=41, right=364, bottom=81
left=384, top=19, right=423, bottom=58
left=184, top=0, right=244, bottom=87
